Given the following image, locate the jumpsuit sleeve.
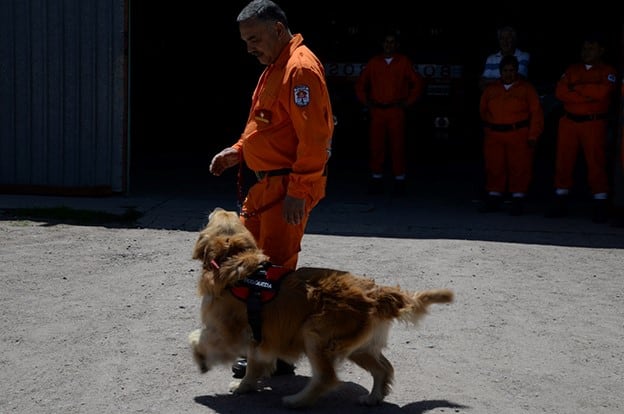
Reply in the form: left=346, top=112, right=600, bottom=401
left=287, top=66, right=333, bottom=199
left=405, top=62, right=425, bottom=106
left=574, top=71, right=617, bottom=102
left=555, top=70, right=585, bottom=103
left=527, top=84, right=544, bottom=140
left=479, top=87, right=492, bottom=122
left=354, top=62, right=371, bottom=105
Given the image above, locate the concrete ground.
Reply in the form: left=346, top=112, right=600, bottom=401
left=1, top=161, right=623, bottom=413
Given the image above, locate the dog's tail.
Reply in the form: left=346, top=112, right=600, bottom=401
left=396, top=288, right=453, bottom=324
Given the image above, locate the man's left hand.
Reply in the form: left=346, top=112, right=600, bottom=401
left=283, top=195, right=305, bottom=225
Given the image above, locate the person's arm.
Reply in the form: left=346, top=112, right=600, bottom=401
left=574, top=66, right=618, bottom=103
left=555, top=66, right=589, bottom=104
left=479, top=54, right=499, bottom=92
left=287, top=66, right=334, bottom=199
left=354, top=61, right=371, bottom=105
left=405, top=59, right=425, bottom=106
left=526, top=83, right=544, bottom=146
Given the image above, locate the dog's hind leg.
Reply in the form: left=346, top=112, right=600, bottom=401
left=282, top=351, right=340, bottom=408
left=348, top=350, right=394, bottom=405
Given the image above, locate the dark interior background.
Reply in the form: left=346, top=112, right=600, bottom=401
left=128, top=1, right=623, bottom=196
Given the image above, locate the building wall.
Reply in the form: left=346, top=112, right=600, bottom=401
left=0, top=0, right=127, bottom=195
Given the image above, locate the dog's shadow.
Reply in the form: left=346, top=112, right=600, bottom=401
left=194, top=375, right=469, bottom=413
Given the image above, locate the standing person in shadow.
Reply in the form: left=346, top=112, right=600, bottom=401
left=545, top=32, right=618, bottom=223
left=355, top=30, right=425, bottom=196
left=479, top=55, right=544, bottom=215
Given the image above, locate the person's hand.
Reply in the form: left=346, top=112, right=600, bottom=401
left=282, top=195, right=305, bottom=225
left=209, top=147, right=240, bottom=176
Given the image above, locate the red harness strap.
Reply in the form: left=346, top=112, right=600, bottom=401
left=230, top=263, right=293, bottom=342
left=230, top=264, right=292, bottom=302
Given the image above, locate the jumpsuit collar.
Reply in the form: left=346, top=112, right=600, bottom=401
left=270, top=33, right=304, bottom=70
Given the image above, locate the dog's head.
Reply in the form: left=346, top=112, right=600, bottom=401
left=192, top=208, right=269, bottom=295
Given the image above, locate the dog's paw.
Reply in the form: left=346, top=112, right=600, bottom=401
left=188, top=329, right=208, bottom=373
left=229, top=379, right=256, bottom=394
left=358, top=393, right=384, bottom=406
left=188, top=329, right=201, bottom=345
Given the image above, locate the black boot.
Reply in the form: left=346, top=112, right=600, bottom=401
left=545, top=195, right=568, bottom=218
left=478, top=194, right=502, bottom=213
left=232, top=357, right=247, bottom=379
left=367, top=177, right=384, bottom=195
left=273, top=359, right=296, bottom=376
left=392, top=179, right=406, bottom=196
left=592, top=199, right=609, bottom=223
left=509, top=197, right=524, bottom=216
left=232, top=357, right=295, bottom=378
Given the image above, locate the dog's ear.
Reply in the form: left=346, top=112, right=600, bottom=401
left=217, top=250, right=270, bottom=286
left=193, top=229, right=259, bottom=267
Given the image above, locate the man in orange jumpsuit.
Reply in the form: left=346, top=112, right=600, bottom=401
left=479, top=55, right=544, bottom=216
left=209, top=0, right=334, bottom=377
left=355, top=31, right=425, bottom=195
left=546, top=33, right=617, bottom=223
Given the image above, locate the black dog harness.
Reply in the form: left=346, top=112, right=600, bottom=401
left=230, top=262, right=292, bottom=342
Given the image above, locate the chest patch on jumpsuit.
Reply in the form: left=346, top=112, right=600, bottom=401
left=294, top=85, right=310, bottom=107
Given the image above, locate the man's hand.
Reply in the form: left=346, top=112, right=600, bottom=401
left=282, top=195, right=305, bottom=225
left=209, top=148, right=240, bottom=176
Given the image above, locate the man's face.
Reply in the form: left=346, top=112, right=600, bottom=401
left=239, top=19, right=282, bottom=66
left=500, top=64, right=518, bottom=85
left=382, top=35, right=398, bottom=56
left=581, top=41, right=604, bottom=65
left=499, top=30, right=516, bottom=55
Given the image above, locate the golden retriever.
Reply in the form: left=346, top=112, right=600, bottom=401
left=188, top=207, right=453, bottom=408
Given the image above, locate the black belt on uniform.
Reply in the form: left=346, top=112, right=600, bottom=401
left=370, top=101, right=403, bottom=109
left=565, top=112, right=609, bottom=122
left=255, top=168, right=292, bottom=181
left=484, top=119, right=530, bottom=132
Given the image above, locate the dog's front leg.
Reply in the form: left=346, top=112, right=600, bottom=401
left=229, top=349, right=265, bottom=394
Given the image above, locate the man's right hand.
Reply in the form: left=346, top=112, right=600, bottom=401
left=209, top=147, right=240, bottom=176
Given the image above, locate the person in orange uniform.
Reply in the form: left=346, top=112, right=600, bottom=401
left=546, top=33, right=618, bottom=223
left=479, top=55, right=544, bottom=216
left=209, top=0, right=334, bottom=378
left=355, top=31, right=425, bottom=195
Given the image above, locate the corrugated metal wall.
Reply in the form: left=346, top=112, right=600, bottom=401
left=0, top=0, right=127, bottom=195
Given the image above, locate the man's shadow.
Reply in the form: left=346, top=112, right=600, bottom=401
left=194, top=375, right=468, bottom=413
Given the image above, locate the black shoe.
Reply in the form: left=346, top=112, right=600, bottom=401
left=273, top=359, right=295, bottom=376
left=478, top=195, right=502, bottom=213
left=392, top=179, right=406, bottom=196
left=545, top=195, right=568, bottom=218
left=232, top=358, right=247, bottom=379
left=510, top=198, right=524, bottom=216
left=592, top=199, right=609, bottom=223
left=231, top=358, right=295, bottom=378
left=367, top=177, right=384, bottom=195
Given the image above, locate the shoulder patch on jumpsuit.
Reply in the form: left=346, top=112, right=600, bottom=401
left=293, top=85, right=310, bottom=107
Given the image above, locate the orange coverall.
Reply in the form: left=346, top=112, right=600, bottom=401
left=232, top=34, right=334, bottom=269
left=554, top=62, right=617, bottom=196
left=480, top=79, right=544, bottom=195
left=355, top=53, right=424, bottom=177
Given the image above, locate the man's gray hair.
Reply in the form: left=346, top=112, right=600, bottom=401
left=237, top=0, right=289, bottom=28
left=497, top=26, right=518, bottom=42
